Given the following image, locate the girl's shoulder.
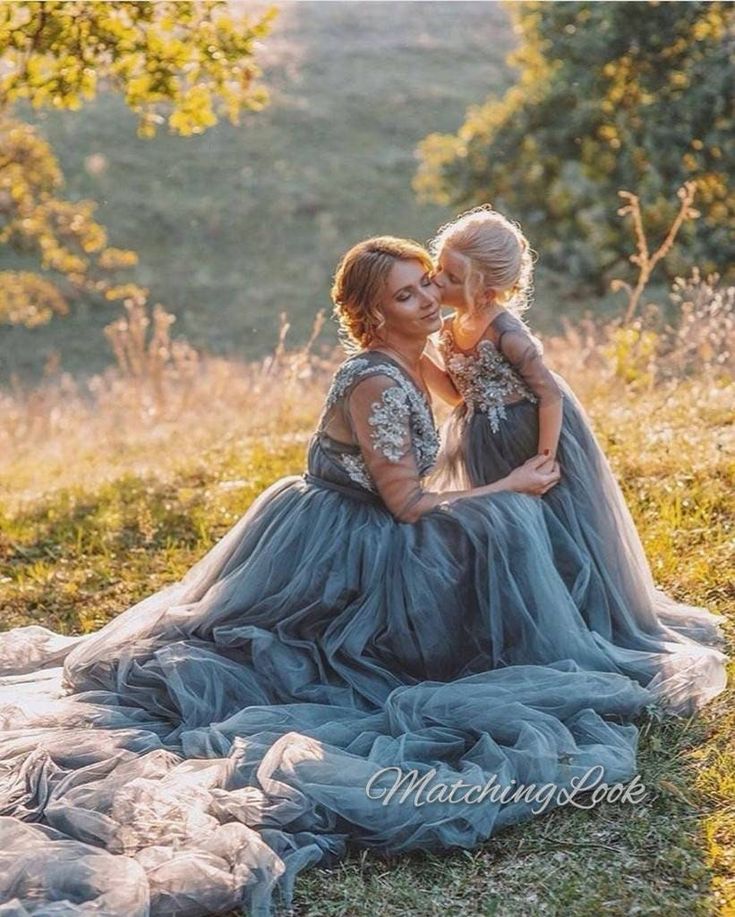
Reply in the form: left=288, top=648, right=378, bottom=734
left=491, top=308, right=530, bottom=334
left=492, top=309, right=544, bottom=354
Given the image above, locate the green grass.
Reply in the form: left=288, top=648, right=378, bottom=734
left=1, top=373, right=732, bottom=916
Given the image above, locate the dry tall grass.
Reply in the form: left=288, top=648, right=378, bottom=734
left=1, top=266, right=732, bottom=511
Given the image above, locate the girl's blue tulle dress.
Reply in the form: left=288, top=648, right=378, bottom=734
left=433, top=308, right=727, bottom=648
left=0, top=349, right=727, bottom=916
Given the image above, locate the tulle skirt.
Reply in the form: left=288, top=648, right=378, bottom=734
left=0, top=452, right=727, bottom=915
left=430, top=376, right=728, bottom=649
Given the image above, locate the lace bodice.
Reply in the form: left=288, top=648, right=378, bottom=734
left=310, top=350, right=441, bottom=520
left=437, top=310, right=563, bottom=433
left=320, top=353, right=439, bottom=471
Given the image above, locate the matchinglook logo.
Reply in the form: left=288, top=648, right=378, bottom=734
left=365, top=764, right=647, bottom=815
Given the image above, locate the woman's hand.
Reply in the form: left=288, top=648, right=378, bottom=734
left=431, top=454, right=560, bottom=514
left=504, top=454, right=561, bottom=496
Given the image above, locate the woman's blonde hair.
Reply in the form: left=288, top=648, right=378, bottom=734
left=429, top=205, right=535, bottom=316
left=331, top=236, right=433, bottom=352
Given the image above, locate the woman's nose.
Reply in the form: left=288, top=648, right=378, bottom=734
left=432, top=272, right=444, bottom=288
left=422, top=285, right=440, bottom=306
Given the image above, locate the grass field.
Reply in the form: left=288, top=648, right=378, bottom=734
left=0, top=313, right=732, bottom=914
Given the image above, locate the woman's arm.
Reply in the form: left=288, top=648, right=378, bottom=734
left=420, top=352, right=463, bottom=407
left=347, top=375, right=560, bottom=524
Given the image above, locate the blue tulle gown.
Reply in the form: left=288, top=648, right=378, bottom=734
left=0, top=349, right=727, bottom=916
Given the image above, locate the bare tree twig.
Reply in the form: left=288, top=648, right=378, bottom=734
left=613, top=180, right=700, bottom=324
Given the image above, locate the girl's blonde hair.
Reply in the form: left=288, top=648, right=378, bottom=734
left=331, top=236, right=433, bottom=353
left=429, top=204, right=535, bottom=316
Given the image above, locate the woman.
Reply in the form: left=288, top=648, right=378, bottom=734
left=0, top=237, right=725, bottom=917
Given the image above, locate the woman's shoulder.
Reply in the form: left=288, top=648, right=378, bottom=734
left=331, top=349, right=401, bottom=382
left=325, top=351, right=405, bottom=408
left=491, top=308, right=530, bottom=334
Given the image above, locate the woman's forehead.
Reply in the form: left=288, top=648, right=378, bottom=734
left=387, top=258, right=429, bottom=291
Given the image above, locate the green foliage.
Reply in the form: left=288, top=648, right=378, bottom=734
left=415, top=1, right=734, bottom=289
left=600, top=324, right=658, bottom=387
left=0, top=0, right=275, bottom=329
left=0, top=116, right=144, bottom=325
left=0, top=1, right=275, bottom=136
left=0, top=2, right=516, bottom=376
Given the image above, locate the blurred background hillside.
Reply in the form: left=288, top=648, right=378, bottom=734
left=1, top=1, right=519, bottom=383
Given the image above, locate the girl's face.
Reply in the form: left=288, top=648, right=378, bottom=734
left=377, top=259, right=441, bottom=339
left=431, top=246, right=473, bottom=310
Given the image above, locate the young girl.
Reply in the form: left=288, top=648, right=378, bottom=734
left=423, top=205, right=727, bottom=655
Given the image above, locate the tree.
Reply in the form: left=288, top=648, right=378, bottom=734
left=414, top=1, right=734, bottom=289
left=0, top=1, right=275, bottom=328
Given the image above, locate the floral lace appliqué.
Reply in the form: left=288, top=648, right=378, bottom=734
left=364, top=361, right=439, bottom=473
left=319, top=353, right=441, bottom=490
left=438, top=330, right=537, bottom=433
left=368, top=385, right=412, bottom=462
left=324, top=357, right=372, bottom=412
left=340, top=453, right=376, bottom=492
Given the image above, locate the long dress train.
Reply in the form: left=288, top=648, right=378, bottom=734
left=0, top=349, right=727, bottom=916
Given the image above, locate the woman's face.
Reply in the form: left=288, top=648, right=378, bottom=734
left=377, top=258, right=441, bottom=339
left=432, top=246, right=472, bottom=310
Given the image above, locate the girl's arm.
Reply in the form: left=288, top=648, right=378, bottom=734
left=347, top=374, right=560, bottom=524
left=537, top=400, right=564, bottom=461
left=495, top=319, right=564, bottom=461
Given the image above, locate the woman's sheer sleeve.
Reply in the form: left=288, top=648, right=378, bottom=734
left=345, top=374, right=440, bottom=523
left=495, top=319, right=564, bottom=406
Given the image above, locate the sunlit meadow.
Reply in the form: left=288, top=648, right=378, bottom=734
left=0, top=1, right=733, bottom=911
left=0, top=264, right=733, bottom=915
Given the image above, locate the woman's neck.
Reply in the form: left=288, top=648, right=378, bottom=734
left=370, top=335, right=425, bottom=370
